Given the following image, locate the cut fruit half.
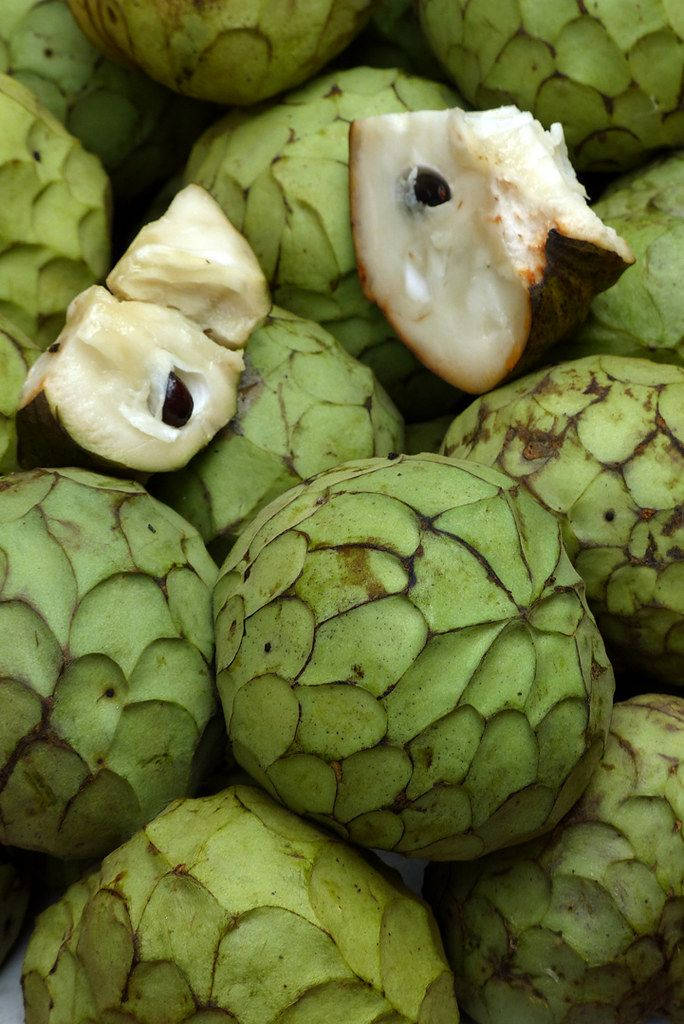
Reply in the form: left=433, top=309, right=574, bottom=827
left=108, top=184, right=271, bottom=349
left=18, top=286, right=244, bottom=475
left=349, top=106, right=634, bottom=394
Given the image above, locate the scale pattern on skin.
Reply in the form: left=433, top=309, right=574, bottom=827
left=0, top=468, right=219, bottom=859
left=442, top=356, right=684, bottom=684
left=22, top=784, right=460, bottom=1023
left=418, top=0, right=684, bottom=170
left=214, top=453, right=614, bottom=860
left=426, top=694, right=684, bottom=1024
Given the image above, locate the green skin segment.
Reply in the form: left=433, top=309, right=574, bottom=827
left=441, top=355, right=684, bottom=685
left=0, top=857, right=29, bottom=968
left=149, top=307, right=405, bottom=563
left=184, top=65, right=463, bottom=420
left=66, top=0, right=379, bottom=105
left=22, top=784, right=460, bottom=1024
left=0, top=468, right=220, bottom=859
left=426, top=694, right=684, bottom=1024
left=0, top=0, right=214, bottom=198
left=0, top=314, right=39, bottom=473
left=0, top=74, right=111, bottom=349
left=562, top=152, right=684, bottom=367
left=214, top=453, right=614, bottom=860
left=417, top=0, right=684, bottom=171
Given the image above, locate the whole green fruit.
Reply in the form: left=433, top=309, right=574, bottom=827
left=441, top=356, right=684, bottom=685
left=426, top=694, right=684, bottom=1024
left=22, top=784, right=461, bottom=1023
left=184, top=65, right=462, bottom=419
left=0, top=0, right=213, bottom=197
left=150, top=307, right=404, bottom=564
left=214, top=453, right=614, bottom=859
left=0, top=314, right=39, bottom=473
left=418, top=0, right=684, bottom=171
left=563, top=153, right=684, bottom=366
left=66, top=0, right=378, bottom=105
left=0, top=468, right=220, bottom=859
left=0, top=855, right=29, bottom=967
left=0, top=73, right=110, bottom=348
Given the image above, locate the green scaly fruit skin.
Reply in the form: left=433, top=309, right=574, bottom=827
left=425, top=694, right=684, bottom=1024
left=0, top=73, right=111, bottom=349
left=0, top=468, right=220, bottom=859
left=22, top=784, right=460, bottom=1024
left=561, top=153, right=684, bottom=366
left=184, top=65, right=464, bottom=420
left=0, top=855, right=29, bottom=967
left=404, top=416, right=464, bottom=455
left=418, top=0, right=684, bottom=172
left=0, top=0, right=215, bottom=198
left=214, top=453, right=614, bottom=860
left=66, top=0, right=378, bottom=105
left=441, top=355, right=684, bottom=686
left=0, top=314, right=40, bottom=473
left=149, top=306, right=405, bottom=564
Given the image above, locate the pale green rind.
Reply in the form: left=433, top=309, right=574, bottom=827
left=0, top=855, right=29, bottom=967
left=426, top=694, right=684, bottom=1024
left=184, top=65, right=463, bottom=419
left=418, top=0, right=684, bottom=171
left=67, top=0, right=378, bottom=105
left=150, top=307, right=405, bottom=557
left=0, top=467, right=220, bottom=858
left=22, top=784, right=460, bottom=1023
left=0, top=314, right=40, bottom=473
left=563, top=152, right=684, bottom=366
left=0, top=73, right=111, bottom=348
left=0, top=0, right=214, bottom=197
left=442, top=355, right=684, bottom=684
left=214, top=453, right=614, bottom=859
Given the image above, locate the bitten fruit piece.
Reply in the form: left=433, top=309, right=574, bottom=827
left=108, top=184, right=271, bottom=348
left=350, top=106, right=633, bottom=394
left=18, top=287, right=244, bottom=475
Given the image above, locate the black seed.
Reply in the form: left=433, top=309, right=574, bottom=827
left=33, top=150, right=41, bottom=162
left=264, top=642, right=272, bottom=653
left=413, top=167, right=451, bottom=207
left=161, top=373, right=193, bottom=428
left=604, top=510, right=615, bottom=522
left=104, top=688, right=115, bottom=699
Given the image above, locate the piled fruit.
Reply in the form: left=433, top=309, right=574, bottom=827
left=0, top=4, right=681, bottom=1024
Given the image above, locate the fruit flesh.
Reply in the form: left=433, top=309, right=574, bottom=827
left=350, top=105, right=632, bottom=393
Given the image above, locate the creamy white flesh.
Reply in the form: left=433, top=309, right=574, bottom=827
left=108, top=184, right=271, bottom=349
left=350, top=106, right=633, bottom=394
left=21, top=287, right=244, bottom=473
